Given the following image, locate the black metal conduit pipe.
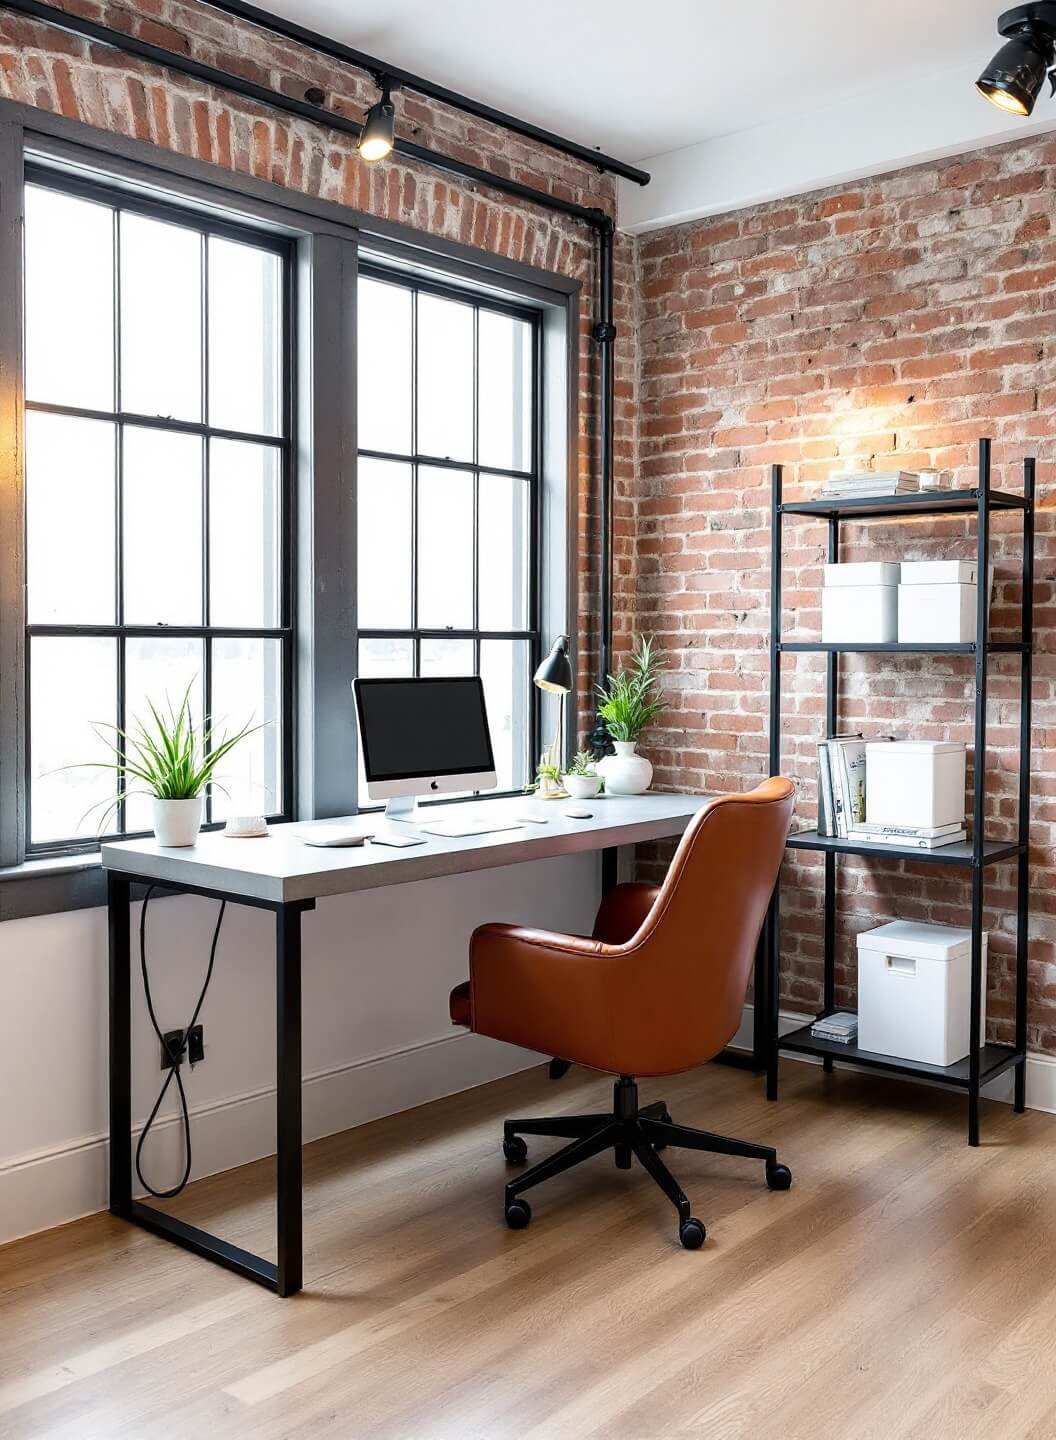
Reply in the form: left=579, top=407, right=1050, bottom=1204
left=199, top=0, right=651, bottom=188
left=2, top=0, right=620, bottom=740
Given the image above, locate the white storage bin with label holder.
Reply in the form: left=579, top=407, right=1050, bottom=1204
left=822, top=562, right=899, bottom=644
left=857, top=921, right=987, bottom=1067
left=864, top=740, right=966, bottom=829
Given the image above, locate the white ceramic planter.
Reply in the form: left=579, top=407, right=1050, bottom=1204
left=562, top=772, right=602, bottom=800
left=597, top=740, right=653, bottom=796
left=152, top=795, right=204, bottom=847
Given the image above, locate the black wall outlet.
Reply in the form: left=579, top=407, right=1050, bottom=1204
left=160, top=1025, right=205, bottom=1069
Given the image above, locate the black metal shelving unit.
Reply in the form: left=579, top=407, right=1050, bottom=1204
left=765, top=439, right=1035, bottom=1146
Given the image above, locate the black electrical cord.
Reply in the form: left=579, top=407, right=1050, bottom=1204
left=135, top=885, right=226, bottom=1200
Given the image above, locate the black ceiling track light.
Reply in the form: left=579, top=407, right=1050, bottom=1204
left=977, top=3, right=1056, bottom=115
left=359, top=75, right=397, bottom=163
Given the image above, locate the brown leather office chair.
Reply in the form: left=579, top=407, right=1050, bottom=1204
left=449, top=777, right=795, bottom=1249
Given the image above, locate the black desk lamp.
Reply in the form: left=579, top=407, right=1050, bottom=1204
left=533, top=634, right=573, bottom=799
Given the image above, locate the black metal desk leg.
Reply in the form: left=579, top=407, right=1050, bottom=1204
left=276, top=903, right=304, bottom=1297
left=108, top=871, right=133, bottom=1220
left=600, top=845, right=619, bottom=895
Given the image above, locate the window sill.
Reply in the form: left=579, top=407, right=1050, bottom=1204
left=0, top=852, right=107, bottom=922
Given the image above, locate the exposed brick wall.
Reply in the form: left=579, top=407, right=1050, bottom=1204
left=0, top=0, right=636, bottom=744
left=634, top=137, right=1056, bottom=1052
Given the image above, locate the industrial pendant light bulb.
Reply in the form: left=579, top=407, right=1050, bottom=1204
left=359, top=79, right=396, bottom=162
left=977, top=4, right=1056, bottom=116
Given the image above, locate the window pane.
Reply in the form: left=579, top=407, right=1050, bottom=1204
left=480, top=639, right=530, bottom=792
left=478, top=474, right=529, bottom=630
left=209, top=439, right=281, bottom=627
left=417, top=466, right=473, bottom=628
left=210, top=637, right=282, bottom=820
left=124, top=637, right=205, bottom=833
left=120, top=212, right=202, bottom=421
left=123, top=427, right=203, bottom=624
left=357, top=638, right=413, bottom=802
left=416, top=293, right=473, bottom=462
left=420, top=638, right=474, bottom=676
left=24, top=186, right=114, bottom=410
left=357, top=458, right=412, bottom=628
left=357, top=277, right=412, bottom=454
left=26, top=412, right=115, bottom=624
left=478, top=310, right=533, bottom=471
left=30, top=637, right=117, bottom=845
left=208, top=237, right=283, bottom=436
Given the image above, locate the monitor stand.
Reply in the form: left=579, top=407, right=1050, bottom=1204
left=384, top=795, right=421, bottom=823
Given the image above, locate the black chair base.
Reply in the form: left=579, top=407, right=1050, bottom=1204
left=502, top=1076, right=791, bottom=1250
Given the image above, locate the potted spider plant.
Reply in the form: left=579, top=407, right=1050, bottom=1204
left=80, top=685, right=264, bottom=847
left=594, top=635, right=667, bottom=795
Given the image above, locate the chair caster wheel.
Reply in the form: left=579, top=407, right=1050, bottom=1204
left=766, top=1161, right=792, bottom=1191
left=679, top=1217, right=706, bottom=1250
left=502, top=1135, right=528, bottom=1164
left=505, top=1198, right=531, bottom=1230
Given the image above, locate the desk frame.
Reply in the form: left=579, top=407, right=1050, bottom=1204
left=107, top=819, right=766, bottom=1297
left=108, top=869, right=315, bottom=1297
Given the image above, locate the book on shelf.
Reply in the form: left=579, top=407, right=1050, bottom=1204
left=822, top=470, right=920, bottom=499
left=815, top=735, right=896, bottom=838
left=849, top=827, right=967, bottom=850
left=853, top=820, right=964, bottom=839
left=810, top=1012, right=859, bottom=1044
left=815, top=733, right=861, bottom=837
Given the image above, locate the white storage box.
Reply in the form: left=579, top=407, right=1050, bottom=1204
left=822, top=563, right=898, bottom=644
left=864, top=740, right=966, bottom=829
left=857, top=920, right=987, bottom=1066
left=898, top=582, right=977, bottom=643
left=900, top=560, right=978, bottom=586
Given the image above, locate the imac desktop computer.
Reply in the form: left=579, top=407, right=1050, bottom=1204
left=353, top=675, right=497, bottom=822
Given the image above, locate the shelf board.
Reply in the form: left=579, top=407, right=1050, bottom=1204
left=778, top=641, right=1027, bottom=655
left=779, top=1014, right=1023, bottom=1089
left=786, top=829, right=1024, bottom=866
left=780, top=488, right=1029, bottom=520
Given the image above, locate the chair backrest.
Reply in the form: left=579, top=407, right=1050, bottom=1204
left=617, top=777, right=795, bottom=1074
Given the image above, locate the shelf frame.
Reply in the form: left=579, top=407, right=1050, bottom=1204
left=766, top=440, right=1035, bottom=1142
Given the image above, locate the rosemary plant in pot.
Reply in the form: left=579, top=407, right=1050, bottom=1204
left=594, top=636, right=666, bottom=796
left=81, top=687, right=263, bottom=847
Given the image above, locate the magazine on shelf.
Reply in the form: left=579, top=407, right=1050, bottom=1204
left=815, top=734, right=861, bottom=837
left=851, top=828, right=967, bottom=851
left=854, top=820, right=964, bottom=839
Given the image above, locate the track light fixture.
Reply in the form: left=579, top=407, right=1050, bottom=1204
left=977, top=3, right=1056, bottom=116
left=359, top=76, right=396, bottom=162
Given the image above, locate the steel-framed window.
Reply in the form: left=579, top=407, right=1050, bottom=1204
left=355, top=262, right=542, bottom=798
left=22, top=168, right=294, bottom=855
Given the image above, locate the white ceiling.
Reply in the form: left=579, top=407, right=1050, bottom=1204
left=262, top=0, right=1056, bottom=229
left=267, top=0, right=1004, bottom=160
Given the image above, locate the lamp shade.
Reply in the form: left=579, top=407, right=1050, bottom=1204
left=534, top=634, right=573, bottom=694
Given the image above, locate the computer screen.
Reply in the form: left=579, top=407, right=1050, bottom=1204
left=354, top=677, right=496, bottom=784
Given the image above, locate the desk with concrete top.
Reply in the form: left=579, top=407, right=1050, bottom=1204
left=102, top=792, right=716, bottom=1296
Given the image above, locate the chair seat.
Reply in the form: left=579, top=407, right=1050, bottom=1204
left=450, top=981, right=472, bottom=1027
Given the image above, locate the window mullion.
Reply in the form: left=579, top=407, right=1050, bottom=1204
left=113, top=205, right=126, bottom=836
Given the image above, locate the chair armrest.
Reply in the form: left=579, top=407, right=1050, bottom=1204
left=468, top=922, right=619, bottom=1062
left=592, top=883, right=660, bottom=945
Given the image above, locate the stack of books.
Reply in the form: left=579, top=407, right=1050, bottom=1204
left=817, top=735, right=894, bottom=838
left=821, top=470, right=920, bottom=499
left=810, top=1012, right=858, bottom=1045
left=848, top=820, right=967, bottom=851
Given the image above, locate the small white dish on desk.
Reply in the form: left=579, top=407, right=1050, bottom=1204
left=224, top=815, right=269, bottom=838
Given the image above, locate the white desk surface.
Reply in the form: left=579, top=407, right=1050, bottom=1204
left=100, top=793, right=713, bottom=905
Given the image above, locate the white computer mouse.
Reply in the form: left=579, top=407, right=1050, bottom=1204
left=563, top=807, right=594, bottom=820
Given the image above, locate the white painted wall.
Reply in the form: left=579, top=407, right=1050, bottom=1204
left=620, top=62, right=1056, bottom=234
left=0, top=852, right=599, bottom=1244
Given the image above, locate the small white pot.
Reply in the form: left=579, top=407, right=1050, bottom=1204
left=562, top=772, right=602, bottom=800
left=152, top=796, right=204, bottom=847
left=597, top=740, right=653, bottom=796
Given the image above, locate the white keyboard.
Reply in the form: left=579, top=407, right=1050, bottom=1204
left=418, top=819, right=524, bottom=838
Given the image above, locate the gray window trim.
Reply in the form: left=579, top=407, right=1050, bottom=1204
left=0, top=99, right=581, bottom=920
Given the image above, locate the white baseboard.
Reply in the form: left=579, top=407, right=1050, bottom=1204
left=0, top=1030, right=539, bottom=1246
left=5, top=1005, right=1053, bottom=1249
left=733, top=1003, right=1056, bottom=1114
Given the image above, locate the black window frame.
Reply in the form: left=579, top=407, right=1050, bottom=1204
left=22, top=165, right=296, bottom=857
left=355, top=260, right=543, bottom=799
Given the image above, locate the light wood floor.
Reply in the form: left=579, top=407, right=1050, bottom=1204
left=3, top=1061, right=1056, bottom=1440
